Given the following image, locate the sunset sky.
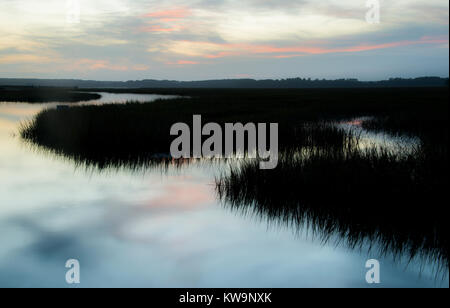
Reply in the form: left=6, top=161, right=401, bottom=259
left=0, top=0, right=448, bottom=81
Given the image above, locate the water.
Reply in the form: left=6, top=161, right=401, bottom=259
left=78, top=92, right=181, bottom=106
left=0, top=94, right=447, bottom=288
left=337, top=117, right=421, bottom=155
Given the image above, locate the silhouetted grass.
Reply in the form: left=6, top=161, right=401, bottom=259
left=0, top=86, right=101, bottom=103
left=19, top=87, right=448, bottom=270
left=216, top=138, right=448, bottom=270
left=20, top=87, right=448, bottom=167
left=75, top=87, right=448, bottom=120
left=362, top=114, right=448, bottom=147
left=20, top=100, right=350, bottom=169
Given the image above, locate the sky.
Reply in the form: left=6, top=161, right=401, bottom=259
left=0, top=0, right=448, bottom=81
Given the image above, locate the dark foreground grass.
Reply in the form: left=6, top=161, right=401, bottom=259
left=20, top=103, right=350, bottom=169
left=76, top=87, right=448, bottom=121
left=0, top=86, right=101, bottom=103
left=20, top=87, right=448, bottom=269
left=216, top=142, right=448, bottom=270
left=20, top=87, right=448, bottom=165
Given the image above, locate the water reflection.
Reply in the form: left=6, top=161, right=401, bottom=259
left=216, top=137, right=448, bottom=276
left=216, top=163, right=448, bottom=275
left=337, top=117, right=422, bottom=155
left=77, top=92, right=181, bottom=106
left=0, top=97, right=448, bottom=287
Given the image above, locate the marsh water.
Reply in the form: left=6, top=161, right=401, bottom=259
left=0, top=93, right=447, bottom=287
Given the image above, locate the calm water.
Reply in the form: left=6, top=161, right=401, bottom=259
left=0, top=94, right=447, bottom=288
left=79, top=92, right=181, bottom=106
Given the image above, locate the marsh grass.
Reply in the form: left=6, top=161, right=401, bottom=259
left=19, top=87, right=448, bottom=271
left=216, top=135, right=448, bottom=270
left=22, top=87, right=448, bottom=166
left=20, top=96, right=358, bottom=169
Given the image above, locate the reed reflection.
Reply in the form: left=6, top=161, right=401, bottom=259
left=216, top=135, right=448, bottom=274
left=20, top=108, right=448, bottom=274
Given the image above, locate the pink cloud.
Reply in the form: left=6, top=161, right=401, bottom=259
left=0, top=54, right=52, bottom=64
left=251, top=37, right=448, bottom=55
left=177, top=36, right=448, bottom=60
left=140, top=25, right=181, bottom=33
left=140, top=8, right=190, bottom=34
left=145, top=8, right=190, bottom=19
left=273, top=54, right=305, bottom=59
left=64, top=59, right=129, bottom=71
left=328, top=37, right=449, bottom=54
left=132, top=64, right=150, bottom=71
left=204, top=51, right=239, bottom=59
left=167, top=60, right=199, bottom=65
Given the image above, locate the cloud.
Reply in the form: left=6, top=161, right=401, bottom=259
left=132, top=64, right=150, bottom=71
left=139, top=7, right=190, bottom=33
left=140, top=25, right=182, bottom=33
left=0, top=54, right=53, bottom=64
left=0, top=0, right=448, bottom=79
left=59, top=59, right=151, bottom=72
left=144, top=8, right=190, bottom=20
left=167, top=60, right=200, bottom=65
left=166, top=36, right=449, bottom=59
left=61, top=59, right=127, bottom=71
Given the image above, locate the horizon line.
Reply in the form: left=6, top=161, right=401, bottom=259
left=1, top=76, right=449, bottom=84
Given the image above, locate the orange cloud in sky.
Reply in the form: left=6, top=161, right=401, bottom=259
left=178, top=60, right=198, bottom=64
left=328, top=37, right=449, bottom=54
left=140, top=25, right=181, bottom=33
left=168, top=36, right=448, bottom=60
left=204, top=51, right=239, bottom=59
left=0, top=54, right=52, bottom=64
left=0, top=54, right=143, bottom=72
left=132, top=64, right=150, bottom=71
left=250, top=37, right=449, bottom=56
left=167, top=60, right=199, bottom=65
left=64, top=59, right=128, bottom=71
left=73, top=60, right=152, bottom=71
left=273, top=54, right=305, bottom=59
left=140, top=8, right=190, bottom=34
left=145, top=8, right=190, bottom=19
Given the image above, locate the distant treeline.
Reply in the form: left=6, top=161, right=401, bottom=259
left=0, top=87, right=101, bottom=103
left=1, top=77, right=448, bottom=89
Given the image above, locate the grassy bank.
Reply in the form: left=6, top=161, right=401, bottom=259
left=20, top=102, right=353, bottom=169
left=20, top=88, right=448, bottom=165
left=0, top=86, right=101, bottom=103
left=19, top=87, right=449, bottom=265
left=216, top=137, right=448, bottom=268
